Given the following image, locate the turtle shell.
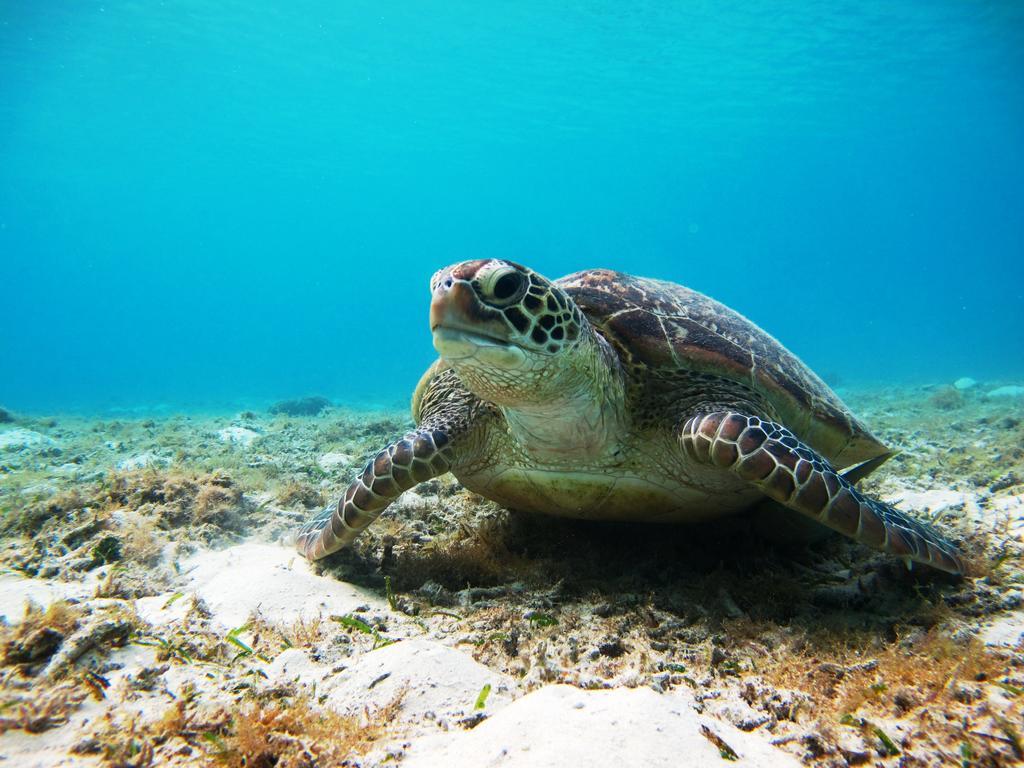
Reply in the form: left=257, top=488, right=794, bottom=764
left=557, top=269, right=889, bottom=470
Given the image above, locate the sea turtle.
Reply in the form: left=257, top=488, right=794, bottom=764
left=297, top=260, right=964, bottom=574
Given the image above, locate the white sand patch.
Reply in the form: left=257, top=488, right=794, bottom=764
left=0, top=711, right=109, bottom=768
left=983, top=611, right=1024, bottom=648
left=954, top=377, right=978, bottom=390
left=318, top=452, right=354, bottom=471
left=884, top=488, right=976, bottom=521
left=134, top=591, right=193, bottom=628
left=0, top=428, right=58, bottom=451
left=885, top=481, right=1024, bottom=540
left=178, top=542, right=384, bottom=628
left=0, top=575, right=91, bottom=624
left=400, top=684, right=800, bottom=768
left=325, top=639, right=516, bottom=727
left=216, top=426, right=261, bottom=447
left=984, top=490, right=1024, bottom=539
left=267, top=647, right=334, bottom=688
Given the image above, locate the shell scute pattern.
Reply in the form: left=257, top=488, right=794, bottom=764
left=557, top=269, right=886, bottom=468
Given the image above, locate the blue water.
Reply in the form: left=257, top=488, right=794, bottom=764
left=2, top=1, right=1022, bottom=412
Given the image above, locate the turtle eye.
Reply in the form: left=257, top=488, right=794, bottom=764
left=481, top=267, right=525, bottom=306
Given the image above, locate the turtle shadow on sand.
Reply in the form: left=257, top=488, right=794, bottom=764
left=321, top=506, right=970, bottom=628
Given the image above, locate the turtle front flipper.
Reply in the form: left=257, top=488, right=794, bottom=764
left=295, top=428, right=458, bottom=560
left=679, top=411, right=964, bottom=575
left=297, top=366, right=485, bottom=561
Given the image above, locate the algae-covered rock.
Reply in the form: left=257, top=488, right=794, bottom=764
left=318, top=451, right=354, bottom=471
left=1, top=600, right=83, bottom=669
left=928, top=386, right=963, bottom=410
left=269, top=395, right=332, bottom=416
left=217, top=426, right=261, bottom=447
left=0, top=428, right=58, bottom=451
left=90, top=535, right=122, bottom=566
left=42, top=613, right=136, bottom=679
left=3, top=626, right=65, bottom=665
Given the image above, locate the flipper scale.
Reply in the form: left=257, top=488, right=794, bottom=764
left=680, top=411, right=964, bottom=575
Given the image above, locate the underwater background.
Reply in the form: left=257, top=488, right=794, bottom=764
left=2, top=1, right=1022, bottom=413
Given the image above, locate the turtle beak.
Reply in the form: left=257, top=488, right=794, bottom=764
left=429, top=275, right=476, bottom=335
left=430, top=273, right=525, bottom=368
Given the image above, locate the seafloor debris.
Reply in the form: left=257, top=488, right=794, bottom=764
left=0, top=383, right=1020, bottom=765
left=268, top=395, right=332, bottom=417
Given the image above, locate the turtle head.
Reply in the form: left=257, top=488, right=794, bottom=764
left=429, top=259, right=593, bottom=407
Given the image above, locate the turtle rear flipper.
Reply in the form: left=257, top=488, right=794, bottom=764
left=840, top=452, right=894, bottom=485
left=679, top=411, right=964, bottom=575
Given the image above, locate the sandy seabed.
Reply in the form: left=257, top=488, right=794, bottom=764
left=0, top=381, right=1022, bottom=767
